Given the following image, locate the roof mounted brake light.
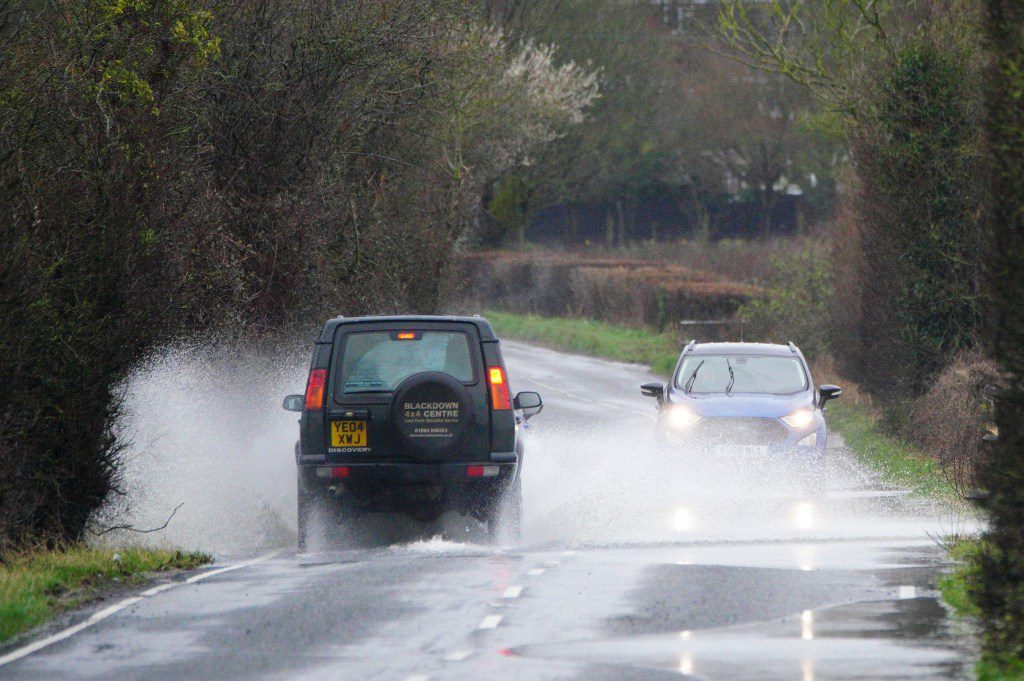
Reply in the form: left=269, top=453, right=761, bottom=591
left=396, top=331, right=417, bottom=340
left=488, top=366, right=512, bottom=410
left=304, top=369, right=326, bottom=410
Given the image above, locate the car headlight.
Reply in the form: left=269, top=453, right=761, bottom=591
left=666, top=405, right=701, bottom=430
left=781, top=408, right=815, bottom=429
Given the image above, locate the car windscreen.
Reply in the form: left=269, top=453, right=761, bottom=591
left=675, top=355, right=808, bottom=395
left=336, top=330, right=476, bottom=393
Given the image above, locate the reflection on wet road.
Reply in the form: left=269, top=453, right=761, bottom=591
left=0, top=342, right=981, bottom=680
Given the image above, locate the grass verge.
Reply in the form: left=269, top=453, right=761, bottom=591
left=938, top=540, right=1024, bottom=680
left=825, top=402, right=957, bottom=499
left=0, top=546, right=211, bottom=643
left=485, top=310, right=681, bottom=375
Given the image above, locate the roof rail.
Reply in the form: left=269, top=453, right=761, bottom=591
left=787, top=341, right=798, bottom=354
left=682, top=339, right=697, bottom=354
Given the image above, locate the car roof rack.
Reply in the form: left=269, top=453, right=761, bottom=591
left=682, top=339, right=697, bottom=354
left=787, top=341, right=798, bottom=354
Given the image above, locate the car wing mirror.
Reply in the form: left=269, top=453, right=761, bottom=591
left=282, top=394, right=304, bottom=412
left=641, top=382, right=665, bottom=406
left=514, top=391, right=543, bottom=420
left=818, top=385, right=842, bottom=409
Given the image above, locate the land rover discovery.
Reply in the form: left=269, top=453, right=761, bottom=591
left=283, top=315, right=542, bottom=549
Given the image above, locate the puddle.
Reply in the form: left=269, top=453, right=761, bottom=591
left=512, top=595, right=974, bottom=680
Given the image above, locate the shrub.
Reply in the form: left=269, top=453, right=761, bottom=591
left=905, top=352, right=1003, bottom=492
left=976, top=0, right=1024, bottom=661
left=848, top=40, right=986, bottom=402
left=736, top=247, right=834, bottom=359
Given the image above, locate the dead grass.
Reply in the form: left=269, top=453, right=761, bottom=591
left=809, top=356, right=873, bottom=407
left=452, top=248, right=763, bottom=330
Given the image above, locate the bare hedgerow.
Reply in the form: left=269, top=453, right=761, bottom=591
left=905, top=351, right=1004, bottom=494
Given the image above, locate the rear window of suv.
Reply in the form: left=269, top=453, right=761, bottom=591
left=336, top=330, right=476, bottom=393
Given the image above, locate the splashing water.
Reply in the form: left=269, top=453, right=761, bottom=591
left=102, top=340, right=978, bottom=556
left=105, top=343, right=306, bottom=555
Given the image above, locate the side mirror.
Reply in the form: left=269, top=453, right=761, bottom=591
left=514, top=391, right=543, bottom=420
left=818, top=385, right=842, bottom=409
left=641, top=382, right=665, bottom=406
left=282, top=394, right=304, bottom=412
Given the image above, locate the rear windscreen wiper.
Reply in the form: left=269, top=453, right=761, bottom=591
left=684, top=360, right=705, bottom=393
left=726, top=359, right=735, bottom=395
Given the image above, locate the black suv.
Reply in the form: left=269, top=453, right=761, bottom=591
left=283, top=315, right=542, bottom=549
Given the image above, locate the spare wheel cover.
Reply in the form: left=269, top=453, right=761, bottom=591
left=389, top=372, right=475, bottom=460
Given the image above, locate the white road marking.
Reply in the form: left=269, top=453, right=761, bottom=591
left=139, top=583, right=176, bottom=597
left=0, top=548, right=282, bottom=668
left=562, top=550, right=577, bottom=557
left=543, top=560, right=561, bottom=567
left=185, top=549, right=282, bottom=584
left=502, top=585, right=523, bottom=599
left=898, top=585, right=917, bottom=599
left=527, top=568, right=545, bottom=576
left=478, top=615, right=503, bottom=630
left=0, top=597, right=141, bottom=668
left=443, top=650, right=472, bottom=662
left=404, top=675, right=431, bottom=681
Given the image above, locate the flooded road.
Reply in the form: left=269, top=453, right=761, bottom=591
left=0, top=342, right=981, bottom=680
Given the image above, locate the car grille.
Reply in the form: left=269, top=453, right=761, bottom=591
left=691, top=417, right=789, bottom=445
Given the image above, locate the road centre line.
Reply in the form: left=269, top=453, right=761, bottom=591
left=478, top=615, right=503, bottom=630
left=502, top=585, right=523, bottom=599
left=527, top=567, right=546, bottom=576
left=0, top=548, right=282, bottom=668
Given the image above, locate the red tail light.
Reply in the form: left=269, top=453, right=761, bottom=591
left=488, top=366, right=512, bottom=410
left=304, top=369, right=326, bottom=410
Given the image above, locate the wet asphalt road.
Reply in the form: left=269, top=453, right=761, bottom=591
left=0, top=342, right=981, bottom=680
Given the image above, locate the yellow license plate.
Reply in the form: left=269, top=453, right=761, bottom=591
left=331, top=421, right=367, bottom=448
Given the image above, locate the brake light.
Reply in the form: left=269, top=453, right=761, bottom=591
left=396, top=332, right=417, bottom=340
left=488, top=366, right=512, bottom=410
left=331, top=466, right=350, bottom=479
left=304, top=369, right=326, bottom=410
left=467, top=465, right=500, bottom=477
